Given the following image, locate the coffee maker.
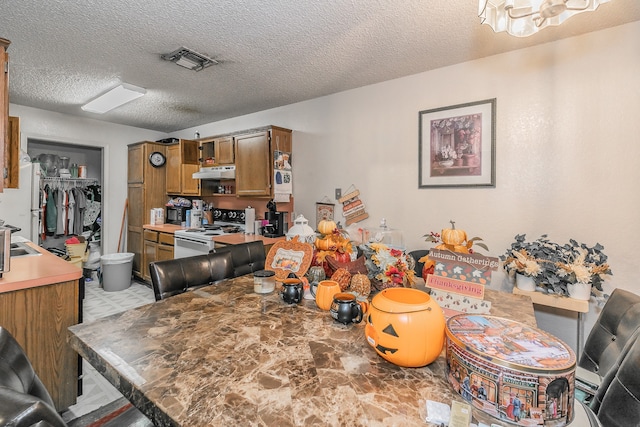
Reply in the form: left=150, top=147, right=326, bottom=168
left=263, top=200, right=287, bottom=238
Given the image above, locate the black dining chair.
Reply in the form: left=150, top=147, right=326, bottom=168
left=578, top=288, right=640, bottom=382
left=215, top=241, right=266, bottom=277
left=584, top=330, right=640, bottom=426
left=149, top=251, right=234, bottom=301
left=0, top=327, right=152, bottom=427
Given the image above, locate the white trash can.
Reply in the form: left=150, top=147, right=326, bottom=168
left=100, top=253, right=134, bottom=292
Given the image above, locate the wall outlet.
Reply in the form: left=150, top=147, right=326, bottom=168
left=335, top=188, right=342, bottom=199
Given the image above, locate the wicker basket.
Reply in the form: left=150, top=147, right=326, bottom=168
left=66, top=242, right=88, bottom=258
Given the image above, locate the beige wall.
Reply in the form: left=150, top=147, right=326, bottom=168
left=173, top=21, right=640, bottom=350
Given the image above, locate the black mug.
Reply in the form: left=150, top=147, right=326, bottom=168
left=281, top=282, right=303, bottom=304
left=330, top=293, right=363, bottom=325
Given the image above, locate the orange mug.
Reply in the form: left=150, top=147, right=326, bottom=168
left=313, top=280, right=341, bottom=311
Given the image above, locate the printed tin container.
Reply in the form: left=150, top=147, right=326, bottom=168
left=445, top=314, right=576, bottom=426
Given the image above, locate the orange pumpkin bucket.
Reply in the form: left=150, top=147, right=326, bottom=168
left=365, top=287, right=445, bottom=367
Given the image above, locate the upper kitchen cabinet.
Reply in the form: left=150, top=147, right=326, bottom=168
left=166, top=139, right=200, bottom=196
left=199, top=136, right=234, bottom=167
left=0, top=38, right=10, bottom=192
left=234, top=126, right=292, bottom=197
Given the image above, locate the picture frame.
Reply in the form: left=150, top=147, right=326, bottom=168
left=419, top=98, right=496, bottom=188
left=315, top=201, right=335, bottom=229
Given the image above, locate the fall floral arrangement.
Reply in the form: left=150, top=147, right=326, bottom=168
left=501, top=234, right=612, bottom=296
left=360, top=243, right=416, bottom=290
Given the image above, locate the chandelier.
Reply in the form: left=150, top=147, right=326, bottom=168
left=478, top=0, right=611, bottom=37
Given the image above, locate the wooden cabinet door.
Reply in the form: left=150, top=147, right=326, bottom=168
left=127, top=183, right=144, bottom=275
left=235, top=131, right=271, bottom=196
left=128, top=144, right=144, bottom=184
left=0, top=39, right=9, bottom=192
left=4, top=116, right=19, bottom=188
left=165, top=143, right=181, bottom=194
left=157, top=244, right=174, bottom=261
left=181, top=163, right=200, bottom=195
left=215, top=136, right=234, bottom=164
left=142, top=240, right=157, bottom=281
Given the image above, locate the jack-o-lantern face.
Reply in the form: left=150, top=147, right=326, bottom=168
left=364, top=288, right=445, bottom=368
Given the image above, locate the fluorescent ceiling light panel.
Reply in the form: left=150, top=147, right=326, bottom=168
left=81, top=83, right=146, bottom=114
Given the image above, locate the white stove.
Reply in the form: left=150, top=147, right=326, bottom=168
left=174, top=209, right=245, bottom=259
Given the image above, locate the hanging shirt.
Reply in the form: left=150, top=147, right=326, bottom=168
left=67, top=190, right=75, bottom=235
left=46, top=186, right=57, bottom=233
left=56, top=188, right=67, bottom=235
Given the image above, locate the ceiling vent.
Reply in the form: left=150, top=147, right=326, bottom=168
left=161, top=47, right=218, bottom=71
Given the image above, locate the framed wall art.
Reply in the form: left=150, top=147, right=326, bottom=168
left=419, top=98, right=496, bottom=188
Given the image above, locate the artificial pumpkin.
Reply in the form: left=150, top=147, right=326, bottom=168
left=330, top=267, right=352, bottom=291
left=317, top=219, right=337, bottom=235
left=365, top=287, right=445, bottom=368
left=315, top=236, right=336, bottom=251
left=350, top=273, right=371, bottom=297
left=441, top=220, right=467, bottom=246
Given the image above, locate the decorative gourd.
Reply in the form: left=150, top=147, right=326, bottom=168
left=315, top=236, right=336, bottom=251
left=350, top=273, right=371, bottom=297
left=318, top=219, right=337, bottom=235
left=330, top=268, right=352, bottom=291
left=365, top=288, right=445, bottom=367
left=441, top=220, right=467, bottom=246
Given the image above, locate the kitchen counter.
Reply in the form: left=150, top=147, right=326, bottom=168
left=0, top=240, right=82, bottom=293
left=143, top=223, right=186, bottom=233
left=68, top=277, right=536, bottom=426
left=0, top=239, right=81, bottom=409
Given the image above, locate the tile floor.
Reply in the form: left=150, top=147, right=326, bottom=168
left=64, top=277, right=155, bottom=419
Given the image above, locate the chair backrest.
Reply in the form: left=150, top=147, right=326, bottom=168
left=215, top=241, right=266, bottom=277
left=149, top=251, right=234, bottom=301
left=0, top=327, right=67, bottom=427
left=590, top=331, right=640, bottom=426
left=579, top=288, right=640, bottom=376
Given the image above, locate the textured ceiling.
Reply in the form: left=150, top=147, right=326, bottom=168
left=2, top=0, right=639, bottom=133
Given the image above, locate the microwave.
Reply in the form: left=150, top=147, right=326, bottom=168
left=166, top=206, right=189, bottom=225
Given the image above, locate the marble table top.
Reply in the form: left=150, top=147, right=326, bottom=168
left=68, top=277, right=536, bottom=427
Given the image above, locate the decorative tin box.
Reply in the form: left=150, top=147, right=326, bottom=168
left=445, top=314, right=576, bottom=426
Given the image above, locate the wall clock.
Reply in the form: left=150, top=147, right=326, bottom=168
left=149, top=151, right=166, bottom=168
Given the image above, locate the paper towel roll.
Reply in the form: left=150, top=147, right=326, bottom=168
left=245, top=207, right=256, bottom=234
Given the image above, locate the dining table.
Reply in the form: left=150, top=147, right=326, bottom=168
left=68, top=276, right=551, bottom=426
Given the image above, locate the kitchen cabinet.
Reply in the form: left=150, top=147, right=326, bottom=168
left=142, top=229, right=174, bottom=282
left=234, top=126, right=291, bottom=197
left=166, top=139, right=200, bottom=195
left=127, top=142, right=167, bottom=279
left=199, top=136, right=234, bottom=167
left=0, top=38, right=9, bottom=193
left=4, top=116, right=19, bottom=189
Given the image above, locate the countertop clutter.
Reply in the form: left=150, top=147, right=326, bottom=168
left=68, top=275, right=536, bottom=426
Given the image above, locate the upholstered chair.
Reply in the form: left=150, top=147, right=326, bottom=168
left=0, top=327, right=67, bottom=427
left=149, top=251, right=234, bottom=301
left=215, top=241, right=266, bottom=277
left=588, top=331, right=640, bottom=426
left=578, top=288, right=640, bottom=379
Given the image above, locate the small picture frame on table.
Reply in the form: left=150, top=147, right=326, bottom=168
left=315, top=200, right=335, bottom=230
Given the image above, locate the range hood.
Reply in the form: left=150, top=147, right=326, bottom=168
left=192, top=165, right=236, bottom=180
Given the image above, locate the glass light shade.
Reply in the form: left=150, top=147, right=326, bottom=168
left=81, top=83, right=146, bottom=114
left=479, top=0, right=611, bottom=37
